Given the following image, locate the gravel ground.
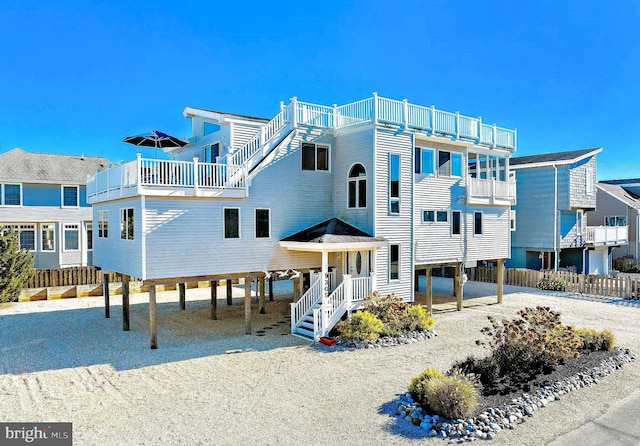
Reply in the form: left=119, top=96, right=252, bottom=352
left=0, top=278, right=639, bottom=446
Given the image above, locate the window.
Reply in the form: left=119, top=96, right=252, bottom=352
left=348, top=164, right=367, bottom=208
left=224, top=208, right=240, bottom=239
left=415, top=148, right=435, bottom=175
left=64, top=224, right=79, bottom=251
left=389, top=154, right=400, bottom=214
left=41, top=224, right=55, bottom=251
left=423, top=210, right=435, bottom=222
left=86, top=223, right=93, bottom=250
left=436, top=211, right=448, bottom=222
left=510, top=210, right=516, bottom=231
left=586, top=168, right=594, bottom=195
left=202, top=143, right=219, bottom=163
left=255, top=209, right=270, bottom=238
left=16, top=225, right=35, bottom=251
left=452, top=211, right=461, bottom=235
left=98, top=210, right=109, bottom=238
left=120, top=208, right=134, bottom=240
left=605, top=216, right=627, bottom=226
left=2, top=184, right=22, bottom=206
left=62, top=186, right=79, bottom=207
left=389, top=244, right=400, bottom=280
left=301, top=143, right=329, bottom=171
left=474, top=212, right=483, bottom=235
left=576, top=210, right=584, bottom=236
left=435, top=151, right=462, bottom=177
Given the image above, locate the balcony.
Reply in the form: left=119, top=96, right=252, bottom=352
left=86, top=155, right=247, bottom=204
left=466, top=177, right=516, bottom=206
left=584, top=226, right=628, bottom=246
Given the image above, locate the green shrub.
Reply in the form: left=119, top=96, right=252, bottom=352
left=476, top=307, right=583, bottom=380
left=452, top=356, right=499, bottom=387
left=363, top=292, right=410, bottom=328
left=406, top=305, right=435, bottom=331
left=537, top=277, right=566, bottom=291
left=575, top=327, right=616, bottom=351
left=338, top=310, right=383, bottom=342
left=411, top=373, right=478, bottom=420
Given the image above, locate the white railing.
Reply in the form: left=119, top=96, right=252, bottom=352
left=467, top=177, right=516, bottom=203
left=351, top=276, right=372, bottom=300
left=296, top=101, right=333, bottom=127
left=290, top=273, right=323, bottom=333
left=584, top=226, right=629, bottom=246
left=228, top=105, right=291, bottom=166
left=335, top=97, right=374, bottom=128
left=139, top=158, right=194, bottom=186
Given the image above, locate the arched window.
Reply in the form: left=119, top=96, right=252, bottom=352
left=348, top=164, right=367, bottom=208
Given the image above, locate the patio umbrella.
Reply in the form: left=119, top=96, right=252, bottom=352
left=122, top=130, right=189, bottom=158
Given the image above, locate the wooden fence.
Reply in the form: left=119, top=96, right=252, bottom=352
left=25, top=267, right=120, bottom=288
left=468, top=267, right=640, bottom=299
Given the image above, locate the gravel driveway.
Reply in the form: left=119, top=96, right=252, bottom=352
left=1, top=278, right=638, bottom=445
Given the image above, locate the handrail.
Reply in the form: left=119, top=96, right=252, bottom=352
left=291, top=273, right=323, bottom=330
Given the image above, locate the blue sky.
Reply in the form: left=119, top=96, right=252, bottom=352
left=1, top=0, right=639, bottom=179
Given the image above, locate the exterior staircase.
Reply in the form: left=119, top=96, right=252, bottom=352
left=290, top=273, right=373, bottom=342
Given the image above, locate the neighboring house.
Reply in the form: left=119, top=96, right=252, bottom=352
left=88, top=94, right=516, bottom=341
left=589, top=181, right=640, bottom=261
left=508, top=148, right=628, bottom=275
left=0, top=148, right=111, bottom=269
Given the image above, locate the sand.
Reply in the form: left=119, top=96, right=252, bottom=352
left=1, top=278, right=639, bottom=445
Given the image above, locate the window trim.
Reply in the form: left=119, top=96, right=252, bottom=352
left=1, top=183, right=23, bottom=207
left=415, top=147, right=435, bottom=175
left=423, top=210, right=435, bottom=223
left=63, top=223, right=80, bottom=252
left=120, top=208, right=134, bottom=241
left=224, top=207, right=241, bottom=239
left=7, top=224, right=36, bottom=251
left=510, top=210, right=516, bottom=232
left=301, top=142, right=330, bottom=171
left=389, top=153, right=400, bottom=214
left=255, top=208, right=271, bottom=239
left=452, top=211, right=461, bottom=235
left=585, top=168, right=594, bottom=195
left=389, top=243, right=400, bottom=281
left=98, top=210, right=109, bottom=238
left=41, top=223, right=56, bottom=251
left=474, top=211, right=483, bottom=235
left=347, top=163, right=367, bottom=209
left=61, top=185, right=80, bottom=208
left=86, top=222, right=93, bottom=251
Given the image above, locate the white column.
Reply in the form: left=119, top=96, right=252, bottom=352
left=193, top=157, right=199, bottom=196
left=321, top=251, right=329, bottom=336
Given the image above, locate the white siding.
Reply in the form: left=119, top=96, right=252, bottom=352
left=92, top=198, right=144, bottom=279
left=230, top=122, right=262, bottom=150
left=374, top=128, right=413, bottom=300
left=465, top=207, right=511, bottom=260
left=333, top=126, right=375, bottom=234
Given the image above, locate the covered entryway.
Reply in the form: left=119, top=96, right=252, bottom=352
left=279, top=218, right=387, bottom=341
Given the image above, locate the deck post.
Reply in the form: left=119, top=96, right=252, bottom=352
left=292, top=276, right=300, bottom=302
left=426, top=268, right=432, bottom=315
left=226, top=279, right=233, bottom=305
left=454, top=264, right=463, bottom=311
left=103, top=272, right=110, bottom=318
left=259, top=276, right=266, bottom=314
left=497, top=259, right=504, bottom=304
left=244, top=276, right=252, bottom=334
left=179, top=283, right=186, bottom=310
left=268, top=275, right=274, bottom=301
left=122, top=275, right=130, bottom=331
left=149, top=284, right=158, bottom=349
left=210, top=280, right=218, bottom=320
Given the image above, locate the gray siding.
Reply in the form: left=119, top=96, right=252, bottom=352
left=374, top=128, right=413, bottom=300
left=589, top=188, right=639, bottom=260
left=511, top=167, right=556, bottom=250
left=568, top=157, right=597, bottom=209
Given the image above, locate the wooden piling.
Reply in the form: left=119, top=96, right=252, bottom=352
left=497, top=259, right=504, bottom=304
left=426, top=268, right=432, bottom=315
left=179, top=283, right=186, bottom=310
left=210, top=280, right=218, bottom=320
left=149, top=285, right=157, bottom=349
left=244, top=276, right=252, bottom=335
left=103, top=272, right=110, bottom=319
left=259, top=276, right=266, bottom=314
left=122, top=275, right=130, bottom=331
left=226, top=280, right=233, bottom=305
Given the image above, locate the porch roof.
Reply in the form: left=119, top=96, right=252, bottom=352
left=279, top=218, right=387, bottom=252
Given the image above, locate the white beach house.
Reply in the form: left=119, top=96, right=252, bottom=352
left=87, top=94, right=516, bottom=344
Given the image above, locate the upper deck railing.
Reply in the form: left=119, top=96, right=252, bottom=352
left=584, top=226, right=628, bottom=246
left=293, top=94, right=516, bottom=152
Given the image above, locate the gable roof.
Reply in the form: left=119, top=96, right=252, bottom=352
left=510, top=148, right=602, bottom=169
left=597, top=182, right=640, bottom=209
left=183, top=106, right=269, bottom=124
left=600, top=178, right=640, bottom=186
left=0, top=148, right=112, bottom=184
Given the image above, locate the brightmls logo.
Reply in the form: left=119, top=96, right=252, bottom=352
left=1, top=423, right=72, bottom=445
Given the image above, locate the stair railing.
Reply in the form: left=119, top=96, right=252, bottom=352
left=290, top=272, right=323, bottom=334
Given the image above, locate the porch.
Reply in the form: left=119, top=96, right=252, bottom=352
left=584, top=225, right=628, bottom=246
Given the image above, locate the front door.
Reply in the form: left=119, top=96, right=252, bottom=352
left=345, top=250, right=369, bottom=278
